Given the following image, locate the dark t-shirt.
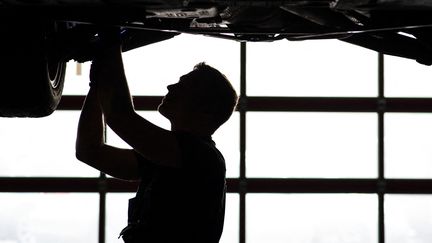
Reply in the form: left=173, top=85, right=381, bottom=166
left=120, top=132, right=226, bottom=243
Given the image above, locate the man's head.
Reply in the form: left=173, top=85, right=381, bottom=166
left=158, top=62, right=238, bottom=134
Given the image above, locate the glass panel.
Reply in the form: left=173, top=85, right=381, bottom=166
left=0, top=111, right=99, bottom=177
left=384, top=55, right=432, bottom=97
left=106, top=193, right=135, bottom=243
left=247, top=194, right=377, bottom=243
left=213, top=112, right=240, bottom=178
left=0, top=193, right=98, bottom=243
left=385, top=113, right=432, bottom=178
left=63, top=61, right=91, bottom=95
left=122, top=33, right=240, bottom=96
left=247, top=40, right=378, bottom=97
left=107, top=112, right=240, bottom=178
left=220, top=194, right=239, bottom=243
left=247, top=112, right=377, bottom=178
left=386, top=195, right=432, bottom=243
left=106, top=193, right=239, bottom=243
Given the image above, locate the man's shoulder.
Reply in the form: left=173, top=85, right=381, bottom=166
left=174, top=132, right=226, bottom=173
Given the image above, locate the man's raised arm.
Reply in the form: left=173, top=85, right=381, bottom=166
left=75, top=83, right=141, bottom=180
left=92, top=43, right=181, bottom=168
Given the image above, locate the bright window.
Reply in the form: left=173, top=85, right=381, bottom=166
left=385, top=113, right=432, bottom=178
left=384, top=55, right=432, bottom=97
left=0, top=111, right=99, bottom=177
left=247, top=112, right=377, bottom=178
left=0, top=193, right=99, bottom=243
left=247, top=40, right=378, bottom=97
left=386, top=195, right=432, bottom=243
left=247, top=194, right=378, bottom=243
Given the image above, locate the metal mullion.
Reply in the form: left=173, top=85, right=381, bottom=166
left=239, top=41, right=247, bottom=243
left=99, top=173, right=107, bottom=243
left=378, top=53, right=385, bottom=243
left=5, top=177, right=432, bottom=193
left=378, top=53, right=385, bottom=179
left=99, top=123, right=108, bottom=243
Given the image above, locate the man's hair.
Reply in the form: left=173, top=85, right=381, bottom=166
left=191, top=62, right=238, bottom=132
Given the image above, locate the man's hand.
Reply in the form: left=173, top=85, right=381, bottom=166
left=88, top=31, right=182, bottom=169
left=75, top=85, right=142, bottom=180
left=89, top=26, right=122, bottom=87
left=97, top=26, right=122, bottom=47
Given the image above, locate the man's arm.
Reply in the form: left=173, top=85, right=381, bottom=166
left=92, top=44, right=181, bottom=168
left=75, top=85, right=141, bottom=180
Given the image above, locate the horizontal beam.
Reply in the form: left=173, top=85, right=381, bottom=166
left=2, top=178, right=432, bottom=194
left=58, top=96, right=432, bottom=112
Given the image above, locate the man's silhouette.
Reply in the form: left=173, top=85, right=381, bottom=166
left=75, top=39, right=238, bottom=243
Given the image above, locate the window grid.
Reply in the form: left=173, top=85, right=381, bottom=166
left=1, top=43, right=432, bottom=243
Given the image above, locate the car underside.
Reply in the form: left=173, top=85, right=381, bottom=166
left=0, top=0, right=432, bottom=117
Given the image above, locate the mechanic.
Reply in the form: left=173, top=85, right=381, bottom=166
left=75, top=32, right=238, bottom=243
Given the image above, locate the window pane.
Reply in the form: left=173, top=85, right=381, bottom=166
left=213, top=113, right=240, bottom=178
left=0, top=111, right=99, bottom=177
left=0, top=193, right=98, bottom=243
left=247, top=40, right=378, bottom=97
left=385, top=113, right=432, bottom=178
left=247, top=112, right=377, bottom=178
left=386, top=195, right=432, bottom=243
left=122, top=34, right=240, bottom=96
left=106, top=193, right=239, bottom=243
left=247, top=194, right=377, bottom=243
left=106, top=193, right=135, bottom=243
left=384, top=55, right=432, bottom=97
left=63, top=61, right=91, bottom=95
left=220, top=194, right=239, bottom=243
left=107, top=112, right=239, bottom=178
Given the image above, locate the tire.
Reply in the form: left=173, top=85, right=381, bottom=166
left=0, top=19, right=66, bottom=117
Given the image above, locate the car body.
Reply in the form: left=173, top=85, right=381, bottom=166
left=0, top=0, right=431, bottom=117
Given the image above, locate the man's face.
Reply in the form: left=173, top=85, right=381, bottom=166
left=158, top=71, right=199, bottom=121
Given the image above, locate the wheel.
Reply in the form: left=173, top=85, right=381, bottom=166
left=0, top=19, right=67, bottom=117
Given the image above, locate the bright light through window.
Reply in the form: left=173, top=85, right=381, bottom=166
left=247, top=112, right=378, bottom=178
left=122, top=33, right=240, bottom=96
left=384, top=55, right=432, bottom=97
left=247, top=194, right=378, bottom=243
left=63, top=61, right=91, bottom=95
left=385, top=113, right=432, bottom=178
left=386, top=195, right=432, bottom=243
left=247, top=39, right=378, bottom=97
left=0, top=111, right=99, bottom=177
left=0, top=193, right=99, bottom=243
